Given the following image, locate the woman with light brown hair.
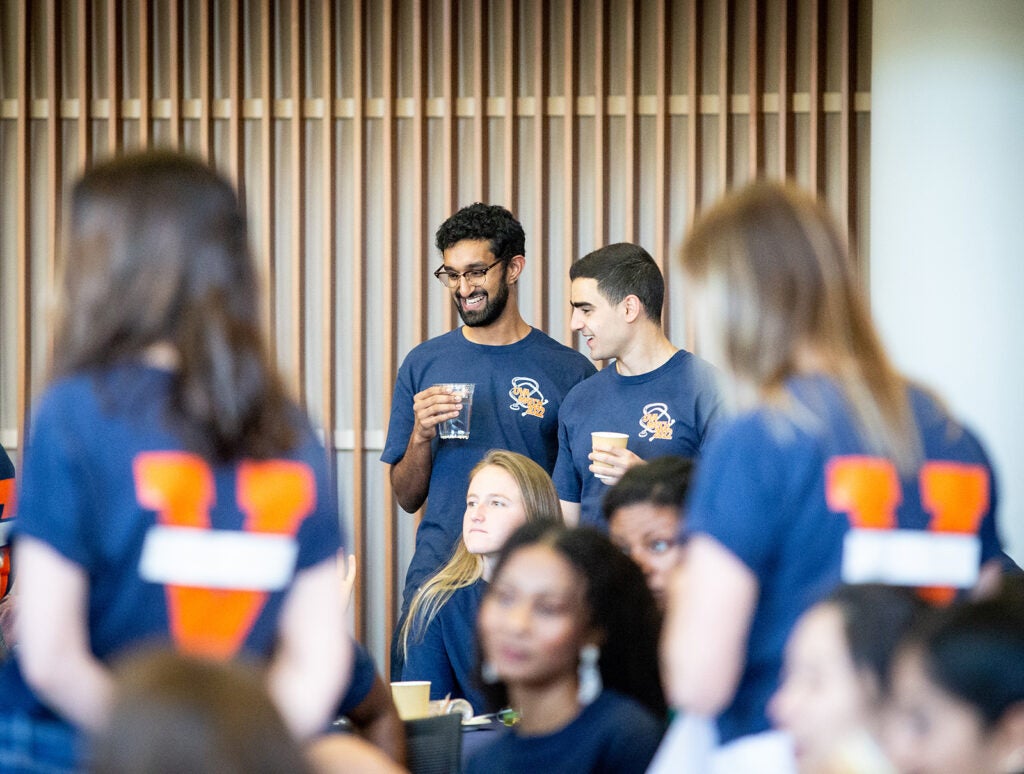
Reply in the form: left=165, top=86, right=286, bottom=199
left=400, top=449, right=562, bottom=713
left=658, top=181, right=1010, bottom=769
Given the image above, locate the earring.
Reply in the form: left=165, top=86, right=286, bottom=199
left=481, top=660, right=500, bottom=684
left=577, top=643, right=602, bottom=706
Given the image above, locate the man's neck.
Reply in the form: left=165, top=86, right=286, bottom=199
left=461, top=310, right=531, bottom=345
left=613, top=329, right=678, bottom=376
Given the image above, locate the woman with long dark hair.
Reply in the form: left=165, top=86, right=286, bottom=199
left=0, top=152, right=350, bottom=772
left=466, top=522, right=665, bottom=773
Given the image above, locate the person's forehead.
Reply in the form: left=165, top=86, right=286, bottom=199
left=609, top=502, right=680, bottom=540
left=442, top=238, right=495, bottom=268
left=570, top=276, right=607, bottom=304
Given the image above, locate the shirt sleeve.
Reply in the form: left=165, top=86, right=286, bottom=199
left=381, top=359, right=418, bottom=465
left=337, top=640, right=379, bottom=716
left=14, top=394, right=92, bottom=568
left=683, top=416, right=786, bottom=576
left=552, top=412, right=582, bottom=504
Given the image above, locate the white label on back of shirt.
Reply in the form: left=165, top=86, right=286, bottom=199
left=841, top=527, right=980, bottom=588
left=139, top=525, right=298, bottom=590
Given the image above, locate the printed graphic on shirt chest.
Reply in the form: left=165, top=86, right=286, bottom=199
left=509, top=377, right=548, bottom=418
left=639, top=402, right=675, bottom=440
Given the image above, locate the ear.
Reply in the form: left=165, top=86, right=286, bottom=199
left=621, top=294, right=644, bottom=323
left=506, top=254, right=526, bottom=285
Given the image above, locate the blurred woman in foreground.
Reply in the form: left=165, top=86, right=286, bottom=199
left=0, top=152, right=350, bottom=772
left=660, top=182, right=1009, bottom=769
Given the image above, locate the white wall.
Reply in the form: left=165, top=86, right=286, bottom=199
left=871, top=1, right=1024, bottom=563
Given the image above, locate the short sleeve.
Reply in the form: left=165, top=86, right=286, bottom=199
left=338, top=640, right=379, bottom=716
left=552, top=414, right=581, bottom=503
left=14, top=394, right=92, bottom=567
left=381, top=359, right=417, bottom=465
left=684, top=416, right=786, bottom=576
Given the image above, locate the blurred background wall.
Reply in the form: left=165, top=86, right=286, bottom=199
left=1, top=0, right=892, bottom=670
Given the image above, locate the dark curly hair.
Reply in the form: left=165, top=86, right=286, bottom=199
left=434, top=203, right=526, bottom=264
left=476, top=522, right=666, bottom=718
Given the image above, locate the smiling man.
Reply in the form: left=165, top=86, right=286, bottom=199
left=382, top=203, right=595, bottom=674
left=553, top=242, right=722, bottom=526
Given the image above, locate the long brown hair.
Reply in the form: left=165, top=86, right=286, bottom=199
left=680, top=181, right=921, bottom=473
left=54, top=151, right=296, bottom=461
left=400, top=449, right=562, bottom=658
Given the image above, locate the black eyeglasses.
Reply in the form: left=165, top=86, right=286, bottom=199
left=433, top=259, right=504, bottom=288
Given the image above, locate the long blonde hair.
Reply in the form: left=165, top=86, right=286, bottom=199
left=399, top=450, right=562, bottom=659
left=680, top=181, right=921, bottom=474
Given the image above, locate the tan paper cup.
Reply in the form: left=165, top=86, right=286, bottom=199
left=390, top=681, right=431, bottom=720
left=591, top=432, right=629, bottom=481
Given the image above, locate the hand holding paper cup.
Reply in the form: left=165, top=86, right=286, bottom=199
left=591, top=431, right=629, bottom=483
left=390, top=680, right=431, bottom=720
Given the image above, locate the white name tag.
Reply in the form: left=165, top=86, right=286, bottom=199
left=139, top=525, right=298, bottom=591
left=842, top=528, right=980, bottom=588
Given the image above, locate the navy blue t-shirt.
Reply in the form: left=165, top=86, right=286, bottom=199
left=464, top=690, right=663, bottom=774
left=0, top=363, right=343, bottom=723
left=553, top=350, right=722, bottom=525
left=382, top=328, right=595, bottom=598
left=401, top=580, right=487, bottom=713
left=684, top=376, right=1005, bottom=745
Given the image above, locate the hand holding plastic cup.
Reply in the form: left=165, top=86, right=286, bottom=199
left=591, top=431, right=629, bottom=483
left=435, top=383, right=474, bottom=440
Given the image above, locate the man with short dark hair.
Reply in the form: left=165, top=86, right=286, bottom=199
left=554, top=242, right=722, bottom=525
left=382, top=203, right=595, bottom=647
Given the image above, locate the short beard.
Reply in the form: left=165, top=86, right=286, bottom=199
left=455, top=267, right=510, bottom=327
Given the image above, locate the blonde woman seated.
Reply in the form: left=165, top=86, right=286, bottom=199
left=400, top=450, right=562, bottom=713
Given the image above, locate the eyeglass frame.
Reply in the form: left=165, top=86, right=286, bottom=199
left=432, top=258, right=505, bottom=288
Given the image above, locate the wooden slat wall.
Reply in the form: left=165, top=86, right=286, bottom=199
left=0, top=0, right=873, bottom=667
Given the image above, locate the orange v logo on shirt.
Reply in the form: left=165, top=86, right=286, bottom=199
left=826, top=456, right=989, bottom=604
left=134, top=452, right=315, bottom=659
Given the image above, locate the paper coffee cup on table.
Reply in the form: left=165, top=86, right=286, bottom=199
left=591, top=432, right=629, bottom=483
left=391, top=680, right=431, bottom=720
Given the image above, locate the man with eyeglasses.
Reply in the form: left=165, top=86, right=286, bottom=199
left=382, top=203, right=595, bottom=674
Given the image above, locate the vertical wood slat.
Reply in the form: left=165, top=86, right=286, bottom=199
left=197, top=0, right=210, bottom=157
left=623, top=0, right=637, bottom=243
left=808, top=0, right=824, bottom=193
left=748, top=0, right=761, bottom=177
left=77, top=0, right=90, bottom=167
left=840, top=0, right=855, bottom=234
left=532, top=3, right=547, bottom=332
left=686, top=0, right=701, bottom=228
left=593, top=0, right=606, bottom=247
left=411, top=0, right=427, bottom=343
left=441, top=0, right=456, bottom=332
left=562, top=1, right=575, bottom=342
left=227, top=0, right=242, bottom=183
left=778, top=0, right=792, bottom=179
left=684, top=0, right=701, bottom=354
left=473, top=3, right=487, bottom=201
left=258, top=0, right=275, bottom=350
left=106, top=0, right=119, bottom=155
left=502, top=0, right=516, bottom=209
left=288, top=2, right=304, bottom=402
left=137, top=0, right=149, bottom=147
left=168, top=0, right=179, bottom=148
left=380, top=0, right=397, bottom=649
left=46, top=0, right=60, bottom=340
left=349, top=0, right=367, bottom=645
left=718, top=0, right=731, bottom=190
left=16, top=0, right=31, bottom=449
left=320, top=0, right=337, bottom=586
left=654, top=0, right=670, bottom=319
